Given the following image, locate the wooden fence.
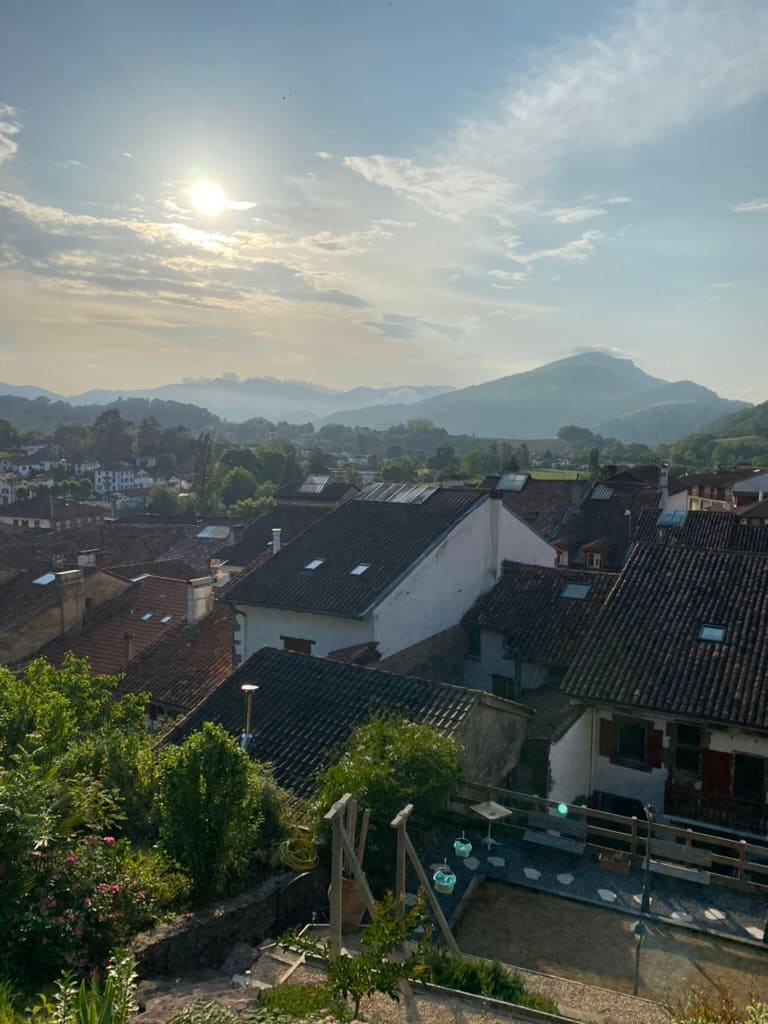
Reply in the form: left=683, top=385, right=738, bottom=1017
left=451, top=781, right=768, bottom=895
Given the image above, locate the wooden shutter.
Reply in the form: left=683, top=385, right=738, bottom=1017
left=701, top=749, right=732, bottom=798
left=646, top=728, right=664, bottom=769
left=599, top=718, right=617, bottom=758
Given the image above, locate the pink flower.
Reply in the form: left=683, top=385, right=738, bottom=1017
left=66, top=855, right=78, bottom=865
left=84, top=897, right=92, bottom=908
left=103, top=836, right=116, bottom=846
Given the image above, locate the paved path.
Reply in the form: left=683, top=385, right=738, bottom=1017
left=423, top=827, right=768, bottom=945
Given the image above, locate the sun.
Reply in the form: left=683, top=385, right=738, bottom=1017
left=188, top=180, right=226, bottom=216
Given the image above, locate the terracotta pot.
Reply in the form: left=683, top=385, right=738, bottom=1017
left=329, top=875, right=368, bottom=931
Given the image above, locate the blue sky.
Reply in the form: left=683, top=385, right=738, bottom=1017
left=0, top=0, right=766, bottom=399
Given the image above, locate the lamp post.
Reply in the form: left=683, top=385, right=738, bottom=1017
left=632, top=919, right=648, bottom=996
left=640, top=802, right=656, bottom=914
left=240, top=683, right=258, bottom=751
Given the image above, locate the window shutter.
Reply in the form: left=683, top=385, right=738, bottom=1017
left=599, top=718, right=617, bottom=758
left=646, top=728, right=664, bottom=769
left=702, top=749, right=732, bottom=797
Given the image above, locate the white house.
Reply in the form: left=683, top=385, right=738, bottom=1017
left=559, top=542, right=768, bottom=836
left=94, top=466, right=136, bottom=495
left=134, top=469, right=155, bottom=489
left=225, top=483, right=556, bottom=665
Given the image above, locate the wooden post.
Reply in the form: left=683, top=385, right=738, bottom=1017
left=630, top=816, right=638, bottom=859
left=357, top=807, right=371, bottom=864
left=738, top=839, right=747, bottom=882
left=391, top=804, right=412, bottom=916
left=325, top=793, right=352, bottom=958
left=402, top=829, right=460, bottom=954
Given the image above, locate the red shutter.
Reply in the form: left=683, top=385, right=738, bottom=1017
left=701, top=750, right=732, bottom=798
left=599, top=718, right=617, bottom=758
left=646, top=728, right=664, bottom=769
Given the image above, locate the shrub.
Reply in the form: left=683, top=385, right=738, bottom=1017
left=260, top=983, right=349, bottom=1020
left=422, top=948, right=558, bottom=1014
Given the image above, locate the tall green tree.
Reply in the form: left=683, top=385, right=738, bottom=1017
left=192, top=432, right=217, bottom=511
left=92, top=409, right=133, bottom=464
left=221, top=467, right=258, bottom=507
left=148, top=485, right=179, bottom=515
left=157, top=723, right=269, bottom=900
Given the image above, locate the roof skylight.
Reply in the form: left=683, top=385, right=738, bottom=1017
left=32, top=572, right=56, bottom=586
left=350, top=563, right=370, bottom=575
left=699, top=624, right=726, bottom=643
left=304, top=558, right=325, bottom=570
left=160, top=614, right=173, bottom=623
left=561, top=582, right=592, bottom=600
left=140, top=612, right=154, bottom=621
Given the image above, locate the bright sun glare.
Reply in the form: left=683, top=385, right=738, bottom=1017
left=188, top=180, right=226, bottom=216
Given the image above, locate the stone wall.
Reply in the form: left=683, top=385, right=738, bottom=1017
left=132, top=869, right=328, bottom=977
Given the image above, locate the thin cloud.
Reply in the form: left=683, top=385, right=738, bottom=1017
left=507, top=230, right=604, bottom=266
left=606, top=196, right=634, bottom=204
left=0, top=103, right=20, bottom=165
left=316, top=151, right=333, bottom=160
left=733, top=198, right=768, bottom=213
left=225, top=199, right=257, bottom=211
left=547, top=206, right=606, bottom=224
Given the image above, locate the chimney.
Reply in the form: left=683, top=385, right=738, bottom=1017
left=96, top=550, right=113, bottom=568
left=56, top=568, right=84, bottom=634
left=271, top=527, right=282, bottom=555
left=124, top=630, right=134, bottom=662
left=186, top=576, right=215, bottom=625
left=599, top=464, right=617, bottom=481
left=760, top=491, right=765, bottom=504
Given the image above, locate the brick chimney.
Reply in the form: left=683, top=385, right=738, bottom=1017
left=272, top=527, right=282, bottom=555
left=186, top=576, right=215, bottom=625
left=56, top=569, right=84, bottom=634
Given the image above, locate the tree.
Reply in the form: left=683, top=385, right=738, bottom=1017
left=154, top=452, right=177, bottom=473
left=557, top=425, right=596, bottom=447
left=227, top=495, right=275, bottom=521
left=428, top=444, right=459, bottom=473
left=381, top=459, right=419, bottom=483
left=192, top=432, right=217, bottom=512
left=92, top=409, right=133, bottom=464
left=279, top=446, right=303, bottom=488
left=219, top=446, right=261, bottom=477
left=587, top=446, right=600, bottom=480
left=516, top=443, right=531, bottom=470
left=283, top=892, right=431, bottom=1019
left=220, top=467, right=258, bottom=508
left=157, top=723, right=271, bottom=900
left=148, top=485, right=179, bottom=515
left=314, top=717, right=462, bottom=893
left=0, top=417, right=19, bottom=448
left=307, top=447, right=331, bottom=474
left=136, top=416, right=162, bottom=457
left=76, top=476, right=93, bottom=498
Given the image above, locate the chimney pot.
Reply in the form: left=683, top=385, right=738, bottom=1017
left=271, top=527, right=282, bottom=554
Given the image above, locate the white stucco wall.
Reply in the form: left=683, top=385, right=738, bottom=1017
left=236, top=604, right=374, bottom=661
left=708, top=726, right=768, bottom=761
left=464, top=630, right=551, bottom=693
left=591, top=710, right=669, bottom=807
left=549, top=710, right=593, bottom=804
left=373, top=500, right=556, bottom=659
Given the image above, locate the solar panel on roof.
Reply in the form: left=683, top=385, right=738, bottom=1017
left=497, top=472, right=530, bottom=493
left=298, top=474, right=331, bottom=494
left=357, top=482, right=436, bottom=504
left=592, top=484, right=614, bottom=500
left=657, top=509, right=687, bottom=527
left=196, top=525, right=231, bottom=539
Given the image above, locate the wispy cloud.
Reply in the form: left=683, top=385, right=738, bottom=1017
left=316, top=151, right=333, bottom=160
left=733, top=198, right=768, bottom=213
left=507, top=230, right=604, bottom=266
left=606, top=196, right=634, bottom=205
left=0, top=103, right=20, bottom=165
left=361, top=313, right=465, bottom=341
left=546, top=206, right=606, bottom=224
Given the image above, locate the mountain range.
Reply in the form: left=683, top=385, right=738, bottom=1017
left=315, top=353, right=748, bottom=444
left=0, top=353, right=749, bottom=445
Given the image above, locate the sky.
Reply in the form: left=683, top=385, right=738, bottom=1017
left=0, top=0, right=766, bottom=400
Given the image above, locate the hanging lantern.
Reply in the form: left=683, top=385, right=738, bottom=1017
left=453, top=831, right=472, bottom=858
left=433, top=859, right=457, bottom=895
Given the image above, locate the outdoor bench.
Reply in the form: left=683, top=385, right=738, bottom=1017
left=523, top=811, right=588, bottom=855
left=643, top=837, right=712, bottom=885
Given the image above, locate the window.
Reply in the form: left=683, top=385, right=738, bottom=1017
left=140, top=612, right=153, bottom=621
left=160, top=614, right=173, bottom=623
left=586, top=552, right=603, bottom=569
left=617, top=721, right=647, bottom=767
left=561, top=582, right=591, bottom=600
left=733, top=754, right=765, bottom=803
left=675, top=723, right=702, bottom=774
left=557, top=549, right=569, bottom=567
left=350, top=563, right=369, bottom=575
left=699, top=624, right=726, bottom=643
left=281, top=635, right=314, bottom=654
left=466, top=624, right=481, bottom=659
left=304, top=558, right=325, bottom=570
left=492, top=674, right=521, bottom=701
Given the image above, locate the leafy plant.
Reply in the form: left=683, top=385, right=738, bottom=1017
left=30, top=949, right=137, bottom=1024
left=260, top=983, right=349, bottom=1020
left=282, top=891, right=432, bottom=1018
left=422, top=948, right=558, bottom=1014
left=665, top=984, right=768, bottom=1024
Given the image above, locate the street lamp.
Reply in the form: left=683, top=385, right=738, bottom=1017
left=632, top=919, right=648, bottom=996
left=240, top=683, right=259, bottom=751
left=640, top=802, right=656, bottom=914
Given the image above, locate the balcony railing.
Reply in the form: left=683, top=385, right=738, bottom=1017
left=664, top=783, right=768, bottom=835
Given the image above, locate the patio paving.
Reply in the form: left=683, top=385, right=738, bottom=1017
left=422, top=826, right=768, bottom=947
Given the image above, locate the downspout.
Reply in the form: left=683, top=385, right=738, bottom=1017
left=489, top=491, right=501, bottom=580
left=588, top=705, right=596, bottom=798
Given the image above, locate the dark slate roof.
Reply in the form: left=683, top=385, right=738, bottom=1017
left=502, top=479, right=585, bottom=540
left=0, top=522, right=193, bottom=572
left=224, top=487, right=487, bottom=618
left=37, top=576, right=188, bottom=675
left=274, top=478, right=357, bottom=505
left=117, top=602, right=234, bottom=713
left=469, top=562, right=618, bottom=667
left=553, top=480, right=660, bottom=569
left=740, top=499, right=768, bottom=520
left=167, top=647, right=479, bottom=796
left=0, top=564, right=86, bottom=632
left=215, top=505, right=328, bottom=565
left=563, top=543, right=768, bottom=731
left=633, top=509, right=768, bottom=553
left=109, top=559, right=197, bottom=581
left=0, top=496, right=108, bottom=520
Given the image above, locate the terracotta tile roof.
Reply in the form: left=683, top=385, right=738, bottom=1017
left=553, top=480, right=661, bottom=569
left=633, top=509, right=768, bottom=553
left=224, top=486, right=488, bottom=618
left=167, top=647, right=480, bottom=796
left=502, top=480, right=585, bottom=540
left=0, top=496, right=108, bottom=521
left=563, top=543, right=768, bottom=731
left=0, top=522, right=193, bottom=572
left=0, top=563, right=81, bottom=632
left=469, top=562, right=618, bottom=667
left=215, top=505, right=329, bottom=566
left=118, top=602, right=234, bottom=714
left=38, top=576, right=188, bottom=676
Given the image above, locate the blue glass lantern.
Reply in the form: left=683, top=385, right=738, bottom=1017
left=453, top=831, right=473, bottom=858
left=433, top=859, right=457, bottom=895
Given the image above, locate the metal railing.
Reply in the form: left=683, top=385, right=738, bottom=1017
left=451, top=781, right=768, bottom=894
